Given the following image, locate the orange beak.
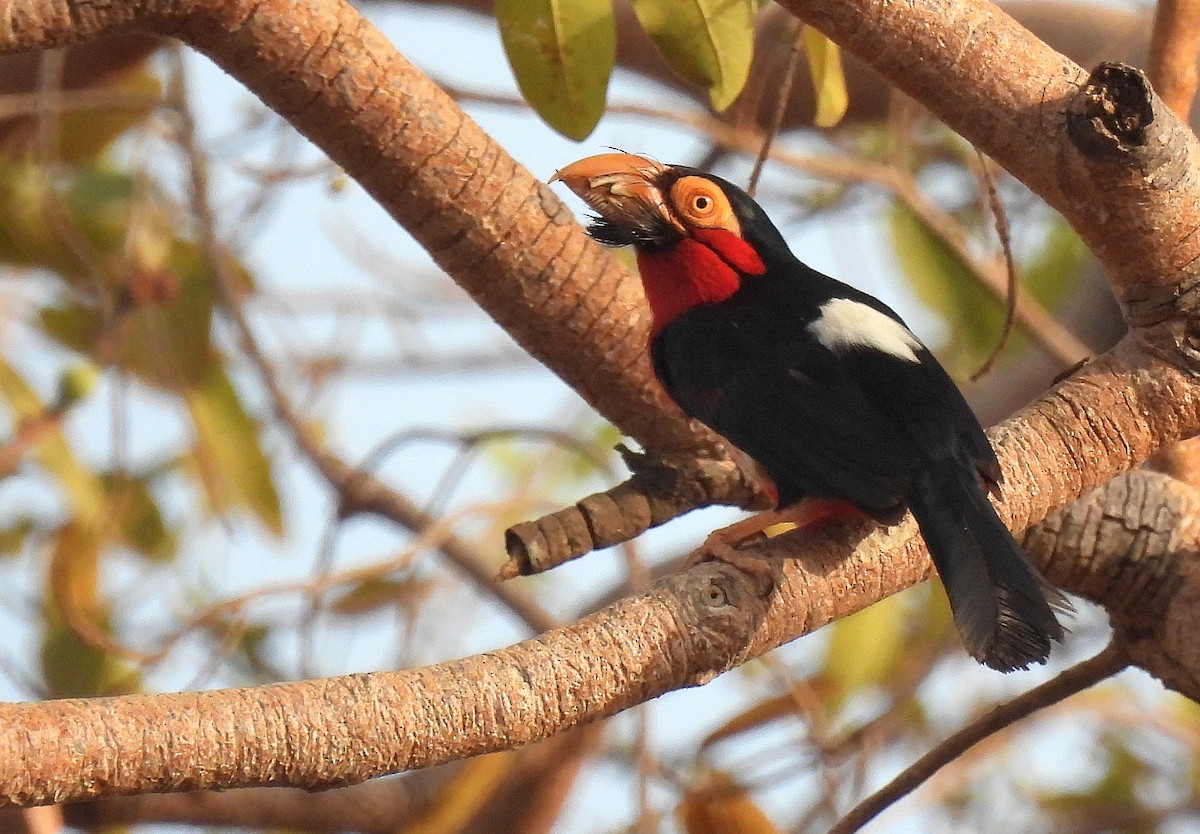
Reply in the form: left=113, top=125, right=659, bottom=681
left=550, top=153, right=684, bottom=236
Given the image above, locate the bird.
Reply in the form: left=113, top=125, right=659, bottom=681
left=550, top=152, right=1070, bottom=672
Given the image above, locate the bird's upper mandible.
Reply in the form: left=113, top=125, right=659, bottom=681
left=551, top=153, right=744, bottom=246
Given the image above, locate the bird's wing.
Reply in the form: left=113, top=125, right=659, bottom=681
left=653, top=312, right=920, bottom=514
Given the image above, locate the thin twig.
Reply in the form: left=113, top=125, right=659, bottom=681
left=828, top=640, right=1130, bottom=834
left=445, top=84, right=1088, bottom=366
left=165, top=45, right=559, bottom=636
left=604, top=98, right=1092, bottom=367
left=1147, top=0, right=1200, bottom=121
left=153, top=506, right=490, bottom=664
left=0, top=89, right=161, bottom=120
left=33, top=49, right=110, bottom=288
left=970, top=153, right=1019, bottom=381
left=747, top=24, right=805, bottom=197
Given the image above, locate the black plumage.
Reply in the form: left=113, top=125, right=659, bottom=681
left=652, top=265, right=1068, bottom=670
left=552, top=153, right=1070, bottom=671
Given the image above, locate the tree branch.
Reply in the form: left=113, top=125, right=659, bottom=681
left=829, top=640, right=1129, bottom=833
left=165, top=41, right=559, bottom=634
left=0, top=0, right=768, bottom=523
left=1148, top=0, right=1200, bottom=121
left=50, top=725, right=600, bottom=834
left=4, top=347, right=1200, bottom=806
left=777, top=0, right=1200, bottom=316
left=1025, top=467, right=1200, bottom=696
left=6, top=0, right=1200, bottom=810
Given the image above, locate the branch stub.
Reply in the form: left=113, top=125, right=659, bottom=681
left=1067, top=62, right=1157, bottom=158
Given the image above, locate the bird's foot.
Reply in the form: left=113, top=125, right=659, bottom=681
left=684, top=534, right=776, bottom=595
left=683, top=511, right=788, bottom=595
left=683, top=499, right=866, bottom=595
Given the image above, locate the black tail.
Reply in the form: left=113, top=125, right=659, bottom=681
left=908, top=457, right=1071, bottom=672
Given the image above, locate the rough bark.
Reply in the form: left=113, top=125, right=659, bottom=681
left=3, top=0, right=1200, bottom=810
left=40, top=725, right=599, bottom=834
left=777, top=0, right=1200, bottom=314
left=0, top=0, right=765, bottom=492
left=4, top=344, right=1200, bottom=805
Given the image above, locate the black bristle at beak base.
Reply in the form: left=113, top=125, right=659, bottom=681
left=553, top=153, right=1071, bottom=671
left=586, top=217, right=662, bottom=248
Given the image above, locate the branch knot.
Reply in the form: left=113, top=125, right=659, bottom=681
left=1067, top=62, right=1156, bottom=158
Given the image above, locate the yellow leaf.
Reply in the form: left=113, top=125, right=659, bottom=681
left=48, top=521, right=101, bottom=625
left=0, top=358, right=107, bottom=525
left=55, top=69, right=161, bottom=164
left=42, top=522, right=140, bottom=697
left=801, top=27, right=848, bottom=128
left=630, top=0, right=756, bottom=111
left=406, top=753, right=513, bottom=834
left=105, top=472, right=177, bottom=561
left=701, top=686, right=835, bottom=749
left=679, top=771, right=780, bottom=834
left=822, top=589, right=911, bottom=697
left=328, top=575, right=431, bottom=616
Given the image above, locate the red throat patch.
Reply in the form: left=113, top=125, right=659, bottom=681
left=636, top=230, right=766, bottom=336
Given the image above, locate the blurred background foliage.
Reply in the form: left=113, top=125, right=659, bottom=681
left=0, top=2, right=1194, bottom=833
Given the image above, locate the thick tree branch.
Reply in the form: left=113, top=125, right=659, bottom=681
left=6, top=0, right=1200, bottom=810
left=1025, top=467, right=1200, bottom=695
left=830, top=465, right=1200, bottom=829
left=4, top=345, right=1200, bottom=806
left=513, top=3, right=1200, bottom=570
left=49, top=725, right=600, bottom=834
left=166, top=43, right=559, bottom=634
left=0, top=0, right=769, bottom=525
left=1148, top=0, right=1200, bottom=121
left=777, top=0, right=1200, bottom=316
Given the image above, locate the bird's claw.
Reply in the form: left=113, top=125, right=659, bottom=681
left=684, top=535, right=775, bottom=596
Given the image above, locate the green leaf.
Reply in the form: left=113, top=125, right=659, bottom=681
left=54, top=361, right=100, bottom=408
left=0, top=158, right=183, bottom=293
left=801, top=27, right=848, bottom=128
left=233, top=622, right=272, bottom=666
left=39, top=301, right=102, bottom=354
left=41, top=522, right=140, bottom=697
left=40, top=619, right=140, bottom=698
left=0, top=161, right=77, bottom=275
left=328, top=575, right=431, bottom=616
left=104, top=472, right=177, bottom=561
left=40, top=239, right=217, bottom=390
left=185, top=364, right=283, bottom=535
left=0, top=358, right=107, bottom=525
left=66, top=166, right=134, bottom=239
left=629, top=0, right=756, bottom=111
left=1022, top=216, right=1090, bottom=312
left=497, top=0, right=615, bottom=140
left=118, top=240, right=216, bottom=388
left=0, top=160, right=136, bottom=281
left=891, top=205, right=1087, bottom=376
left=890, top=202, right=990, bottom=376
left=55, top=69, right=161, bottom=164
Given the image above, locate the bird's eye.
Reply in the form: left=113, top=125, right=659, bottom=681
left=671, top=176, right=739, bottom=235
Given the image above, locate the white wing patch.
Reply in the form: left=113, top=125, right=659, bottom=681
left=808, top=298, right=922, bottom=363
